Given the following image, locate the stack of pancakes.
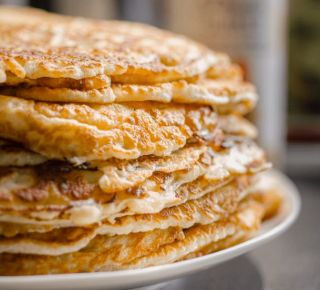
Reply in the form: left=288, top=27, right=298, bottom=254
left=0, top=7, right=281, bottom=275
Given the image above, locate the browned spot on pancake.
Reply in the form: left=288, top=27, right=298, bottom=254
left=127, top=186, right=144, bottom=197
left=59, top=177, right=95, bottom=200
left=0, top=192, right=12, bottom=201
left=15, top=182, right=48, bottom=202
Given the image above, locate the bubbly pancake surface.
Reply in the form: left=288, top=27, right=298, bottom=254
left=0, top=6, right=280, bottom=277
left=0, top=95, right=223, bottom=163
left=0, top=196, right=267, bottom=275
left=0, top=171, right=282, bottom=258
left=0, top=227, right=185, bottom=275
left=0, top=137, right=268, bottom=230
left=0, top=177, right=251, bottom=255
left=0, top=139, right=48, bottom=167
left=0, top=7, right=232, bottom=84
left=0, top=79, right=257, bottom=114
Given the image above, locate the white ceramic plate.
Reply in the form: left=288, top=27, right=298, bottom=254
left=0, top=170, right=300, bottom=290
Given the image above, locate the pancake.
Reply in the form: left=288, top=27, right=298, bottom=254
left=249, top=172, right=283, bottom=220
left=0, top=7, right=231, bottom=84
left=0, top=226, right=98, bottom=256
left=0, top=95, right=221, bottom=163
left=0, top=177, right=250, bottom=255
left=0, top=228, right=183, bottom=275
left=207, top=63, right=243, bottom=81
left=2, top=63, right=243, bottom=86
left=123, top=199, right=264, bottom=270
left=219, top=115, right=257, bottom=139
left=0, top=137, right=206, bottom=171
left=0, top=138, right=269, bottom=230
left=0, top=109, right=257, bottom=168
left=0, top=86, right=116, bottom=104
left=184, top=176, right=283, bottom=261
left=0, top=5, right=278, bottom=277
left=1, top=73, right=111, bottom=90
left=182, top=230, right=249, bottom=260
left=0, top=139, right=48, bottom=167
left=0, top=197, right=266, bottom=275
left=92, top=142, right=207, bottom=193
left=0, top=79, right=257, bottom=115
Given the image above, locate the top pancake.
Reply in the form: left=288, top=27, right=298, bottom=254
left=0, top=6, right=231, bottom=84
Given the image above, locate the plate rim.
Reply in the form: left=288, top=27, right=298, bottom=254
left=0, top=170, right=301, bottom=288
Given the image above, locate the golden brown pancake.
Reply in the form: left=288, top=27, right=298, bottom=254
left=0, top=227, right=185, bottom=275
left=0, top=138, right=268, bottom=230
left=182, top=231, right=249, bottom=260
left=0, top=6, right=279, bottom=278
left=1, top=73, right=111, bottom=90
left=0, top=196, right=268, bottom=275
left=249, top=173, right=283, bottom=220
left=180, top=178, right=283, bottom=261
left=0, top=94, right=257, bottom=164
left=124, top=200, right=264, bottom=270
left=0, top=95, right=221, bottom=163
left=0, top=139, right=48, bottom=167
left=0, top=7, right=232, bottom=84
left=0, top=177, right=251, bottom=255
left=0, top=7, right=282, bottom=275
left=207, top=63, right=243, bottom=81
left=0, top=79, right=256, bottom=115
left=0, top=138, right=205, bottom=169
left=0, top=109, right=258, bottom=167
left=219, top=115, right=257, bottom=139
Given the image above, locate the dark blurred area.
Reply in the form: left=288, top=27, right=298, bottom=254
left=289, top=0, right=320, bottom=140
left=0, top=0, right=319, bottom=178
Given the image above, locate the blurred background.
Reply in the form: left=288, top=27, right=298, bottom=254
left=0, top=0, right=319, bottom=178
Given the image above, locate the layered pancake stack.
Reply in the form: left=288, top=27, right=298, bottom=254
left=0, top=7, right=281, bottom=275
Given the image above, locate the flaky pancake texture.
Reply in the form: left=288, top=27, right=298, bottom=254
left=0, top=79, right=257, bottom=114
left=0, top=6, right=280, bottom=277
left=0, top=195, right=269, bottom=275
left=0, top=139, right=48, bottom=167
left=0, top=95, right=220, bottom=163
left=0, top=7, right=227, bottom=84
left=0, top=178, right=250, bottom=255
left=0, top=138, right=268, bottom=230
